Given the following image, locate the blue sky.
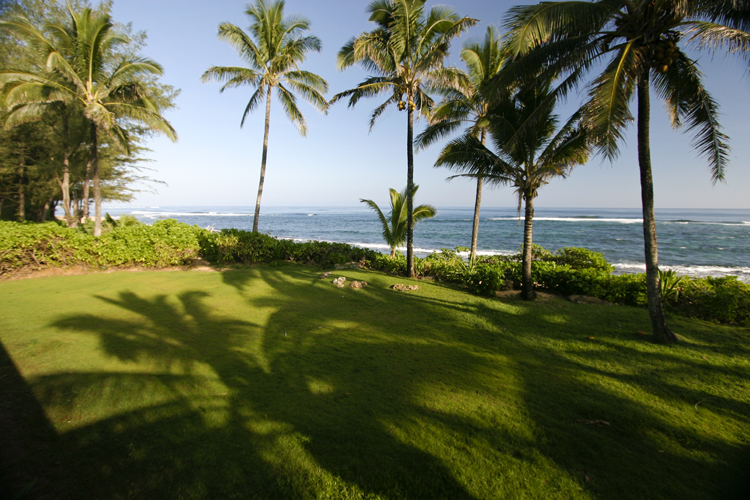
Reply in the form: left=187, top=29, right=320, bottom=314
left=109, top=0, right=750, bottom=209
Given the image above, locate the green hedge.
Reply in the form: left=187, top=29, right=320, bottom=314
left=0, top=219, right=203, bottom=271
left=202, top=228, right=378, bottom=267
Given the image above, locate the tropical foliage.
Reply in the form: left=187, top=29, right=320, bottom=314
left=0, top=2, right=177, bottom=236
left=502, top=0, right=748, bottom=341
left=332, top=0, right=475, bottom=277
left=436, top=80, right=589, bottom=300
left=416, top=26, right=507, bottom=262
left=360, top=185, right=437, bottom=258
left=202, top=0, right=328, bottom=232
left=0, top=0, right=175, bottom=227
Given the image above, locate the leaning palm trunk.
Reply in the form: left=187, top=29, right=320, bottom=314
left=57, top=114, right=75, bottom=227
left=521, top=193, right=536, bottom=300
left=637, top=73, right=677, bottom=343
left=406, top=96, right=415, bottom=277
left=470, top=176, right=483, bottom=261
left=470, top=130, right=488, bottom=262
left=58, top=163, right=74, bottom=226
left=253, top=84, right=272, bottom=233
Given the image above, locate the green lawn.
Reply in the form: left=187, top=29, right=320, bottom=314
left=1, top=265, right=748, bottom=499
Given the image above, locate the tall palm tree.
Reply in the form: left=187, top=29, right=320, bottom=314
left=360, top=185, right=437, bottom=258
left=332, top=0, right=475, bottom=277
left=436, top=82, right=589, bottom=300
left=415, top=26, right=507, bottom=262
left=202, top=0, right=328, bottom=233
left=0, top=6, right=177, bottom=236
left=504, top=0, right=744, bottom=342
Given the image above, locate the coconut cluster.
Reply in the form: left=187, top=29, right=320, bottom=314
left=397, top=100, right=416, bottom=111
left=652, top=39, right=678, bottom=73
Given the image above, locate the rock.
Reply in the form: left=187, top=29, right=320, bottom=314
left=349, top=280, right=368, bottom=289
left=334, top=262, right=364, bottom=270
left=189, top=258, right=212, bottom=267
left=320, top=271, right=332, bottom=279
left=391, top=284, right=419, bottom=292
left=331, top=276, right=347, bottom=288
left=568, top=295, right=613, bottom=306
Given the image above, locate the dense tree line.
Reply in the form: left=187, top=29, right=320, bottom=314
left=0, top=0, right=177, bottom=229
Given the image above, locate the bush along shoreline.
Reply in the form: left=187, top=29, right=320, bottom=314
left=1, top=219, right=748, bottom=326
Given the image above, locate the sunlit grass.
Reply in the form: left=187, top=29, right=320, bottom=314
left=0, top=265, right=748, bottom=499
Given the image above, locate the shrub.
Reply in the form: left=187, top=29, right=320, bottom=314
left=0, top=219, right=205, bottom=274
left=0, top=221, right=91, bottom=273
left=549, top=247, right=613, bottom=272
left=93, top=219, right=203, bottom=267
left=673, top=276, right=750, bottom=326
left=368, top=252, right=407, bottom=275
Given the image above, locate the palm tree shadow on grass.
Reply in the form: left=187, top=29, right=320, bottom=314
left=15, top=266, right=749, bottom=499
left=225, top=266, right=750, bottom=499
left=473, top=299, right=750, bottom=500
left=29, top=273, right=484, bottom=499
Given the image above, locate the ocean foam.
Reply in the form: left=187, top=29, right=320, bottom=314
left=131, top=210, right=253, bottom=218
left=613, top=263, right=750, bottom=282
left=488, top=217, right=643, bottom=224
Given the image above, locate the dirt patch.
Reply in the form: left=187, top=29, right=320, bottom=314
left=494, top=290, right=557, bottom=302
left=0, top=260, right=222, bottom=282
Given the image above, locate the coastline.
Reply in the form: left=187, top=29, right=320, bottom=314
left=93, top=205, right=750, bottom=282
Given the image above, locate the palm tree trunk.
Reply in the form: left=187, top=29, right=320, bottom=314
left=637, top=72, right=677, bottom=343
left=90, top=123, right=102, bottom=237
left=59, top=112, right=75, bottom=227
left=82, top=156, right=91, bottom=223
left=253, top=84, right=273, bottom=233
left=406, top=96, right=415, bottom=278
left=521, top=192, right=536, bottom=301
left=16, top=162, right=25, bottom=222
left=41, top=196, right=53, bottom=222
left=59, top=159, right=74, bottom=226
left=470, top=130, right=487, bottom=262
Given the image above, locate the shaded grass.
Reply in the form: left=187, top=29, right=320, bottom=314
left=0, top=264, right=748, bottom=499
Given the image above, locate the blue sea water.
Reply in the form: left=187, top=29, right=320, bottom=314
left=103, top=205, right=750, bottom=282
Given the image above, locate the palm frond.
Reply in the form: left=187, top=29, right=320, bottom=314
left=583, top=41, right=639, bottom=161
left=503, top=1, right=613, bottom=57
left=664, top=57, right=730, bottom=183
left=360, top=197, right=394, bottom=247
left=330, top=77, right=395, bottom=108
left=415, top=119, right=464, bottom=149
left=276, top=83, right=307, bottom=136
left=201, top=66, right=262, bottom=91
left=683, top=20, right=750, bottom=56
left=240, top=86, right=266, bottom=127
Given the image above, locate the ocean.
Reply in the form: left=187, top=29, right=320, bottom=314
left=102, top=205, right=750, bottom=282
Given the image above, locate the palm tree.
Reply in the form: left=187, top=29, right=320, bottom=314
left=0, top=6, right=177, bottom=236
left=360, top=185, right=437, bottom=258
left=415, top=26, right=507, bottom=262
left=202, top=0, right=328, bottom=233
left=332, top=0, right=475, bottom=277
left=435, top=82, right=589, bottom=300
left=504, top=0, right=744, bottom=342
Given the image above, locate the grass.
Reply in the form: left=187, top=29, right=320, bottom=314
left=0, top=264, right=748, bottom=499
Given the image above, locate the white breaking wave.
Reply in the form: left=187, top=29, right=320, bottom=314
left=613, top=263, right=750, bottom=282
left=131, top=210, right=253, bottom=218
left=282, top=237, right=516, bottom=258
left=487, top=217, right=643, bottom=224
